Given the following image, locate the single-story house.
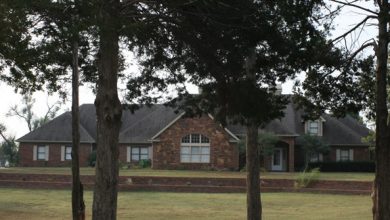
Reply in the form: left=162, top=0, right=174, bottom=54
left=17, top=102, right=371, bottom=172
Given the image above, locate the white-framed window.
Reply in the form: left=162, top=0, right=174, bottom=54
left=308, top=121, right=319, bottom=135
left=65, top=145, right=72, bottom=161
left=37, top=145, right=47, bottom=160
left=180, top=134, right=210, bottom=163
left=309, top=153, right=323, bottom=162
left=130, top=147, right=149, bottom=161
left=340, top=149, right=350, bottom=161
left=336, top=148, right=354, bottom=161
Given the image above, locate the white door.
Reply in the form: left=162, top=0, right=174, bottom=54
left=271, top=148, right=283, bottom=171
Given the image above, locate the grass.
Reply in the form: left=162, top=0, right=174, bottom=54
left=0, top=188, right=371, bottom=220
left=0, top=167, right=374, bottom=181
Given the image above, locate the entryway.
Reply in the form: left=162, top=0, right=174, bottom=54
left=271, top=148, right=283, bottom=171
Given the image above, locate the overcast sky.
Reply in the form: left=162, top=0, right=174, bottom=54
left=0, top=1, right=377, bottom=139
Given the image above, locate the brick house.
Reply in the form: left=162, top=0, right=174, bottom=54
left=17, top=102, right=371, bottom=171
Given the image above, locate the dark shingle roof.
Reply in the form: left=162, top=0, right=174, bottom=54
left=17, top=111, right=95, bottom=143
left=226, top=102, right=370, bottom=146
left=17, top=102, right=370, bottom=146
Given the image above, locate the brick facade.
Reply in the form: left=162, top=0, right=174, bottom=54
left=19, top=143, right=93, bottom=167
left=328, top=146, right=370, bottom=161
left=152, top=115, right=239, bottom=170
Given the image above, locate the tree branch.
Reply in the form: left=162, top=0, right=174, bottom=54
left=330, top=0, right=379, bottom=15
left=331, top=15, right=377, bottom=43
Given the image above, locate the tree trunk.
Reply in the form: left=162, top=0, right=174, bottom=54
left=92, top=0, right=122, bottom=219
left=71, top=39, right=85, bottom=220
left=246, top=124, right=261, bottom=220
left=244, top=47, right=262, bottom=220
left=373, top=4, right=390, bottom=220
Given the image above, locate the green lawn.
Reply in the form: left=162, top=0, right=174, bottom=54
left=0, top=188, right=371, bottom=220
left=0, top=167, right=374, bottom=181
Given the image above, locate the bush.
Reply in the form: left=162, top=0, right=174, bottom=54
left=138, top=159, right=151, bottom=168
left=295, top=167, right=320, bottom=188
left=308, top=161, right=375, bottom=172
left=88, top=151, right=96, bottom=167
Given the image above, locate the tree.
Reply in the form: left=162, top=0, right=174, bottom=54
left=91, top=1, right=123, bottom=219
left=1, top=1, right=94, bottom=219
left=293, top=1, right=389, bottom=219
left=0, top=137, right=18, bottom=166
left=238, top=132, right=280, bottom=169
left=128, top=1, right=342, bottom=219
left=7, top=95, right=61, bottom=131
left=297, top=134, right=329, bottom=169
left=0, top=123, right=18, bottom=166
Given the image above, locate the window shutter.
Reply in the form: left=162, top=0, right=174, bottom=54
left=336, top=149, right=340, bottom=162
left=127, top=147, right=130, bottom=162
left=33, top=145, right=37, bottom=161
left=149, top=146, right=153, bottom=160
left=349, top=149, right=354, bottom=161
left=304, top=122, right=308, bottom=134
left=61, top=146, right=65, bottom=161
left=45, top=146, right=49, bottom=161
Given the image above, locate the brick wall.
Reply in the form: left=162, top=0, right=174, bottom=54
left=152, top=115, right=239, bottom=170
left=19, top=143, right=93, bottom=167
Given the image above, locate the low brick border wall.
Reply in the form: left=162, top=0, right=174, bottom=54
left=0, top=173, right=372, bottom=195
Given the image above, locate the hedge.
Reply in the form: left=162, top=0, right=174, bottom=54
left=308, top=161, right=375, bottom=172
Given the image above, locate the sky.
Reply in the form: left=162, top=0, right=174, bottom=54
left=0, top=1, right=377, bottom=139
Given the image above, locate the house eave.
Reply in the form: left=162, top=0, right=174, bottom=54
left=17, top=140, right=95, bottom=144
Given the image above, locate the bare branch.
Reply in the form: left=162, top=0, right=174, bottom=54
left=331, top=15, right=377, bottom=43
left=330, top=0, right=379, bottom=15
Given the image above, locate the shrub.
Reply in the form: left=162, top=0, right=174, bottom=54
left=295, top=167, right=320, bottom=188
left=308, top=161, right=375, bottom=172
left=138, top=159, right=151, bottom=168
left=88, top=151, right=96, bottom=167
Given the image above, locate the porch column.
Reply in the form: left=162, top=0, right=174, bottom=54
left=288, top=139, right=295, bottom=172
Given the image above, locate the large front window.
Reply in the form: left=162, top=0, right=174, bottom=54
left=130, top=147, right=149, bottom=161
left=180, top=134, right=210, bottom=163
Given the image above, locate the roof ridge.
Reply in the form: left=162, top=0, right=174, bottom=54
left=325, top=115, right=364, bottom=142
left=79, top=122, right=95, bottom=142
left=119, top=105, right=163, bottom=136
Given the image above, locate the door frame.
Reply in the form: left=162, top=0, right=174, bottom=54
left=271, top=147, right=283, bottom=171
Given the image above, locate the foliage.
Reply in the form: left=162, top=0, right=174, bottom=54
left=297, top=134, right=330, bottom=168
left=362, top=130, right=375, bottom=152
left=138, top=159, right=151, bottom=168
left=127, top=1, right=342, bottom=127
left=0, top=137, right=18, bottom=166
left=87, top=151, right=96, bottom=167
left=238, top=132, right=279, bottom=169
left=294, top=167, right=320, bottom=189
left=258, top=133, right=280, bottom=157
left=308, top=161, right=375, bottom=172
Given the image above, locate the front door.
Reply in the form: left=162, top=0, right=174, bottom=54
left=272, top=148, right=283, bottom=171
